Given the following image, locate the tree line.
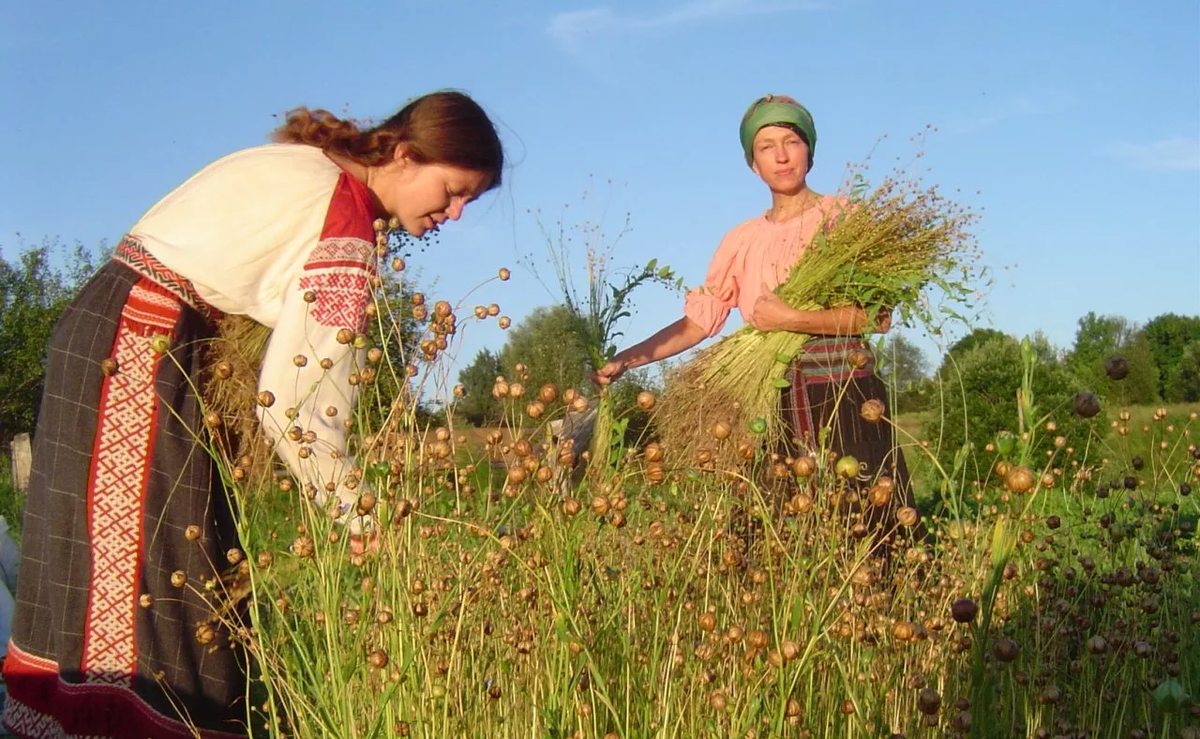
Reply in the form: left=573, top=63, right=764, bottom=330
left=2, top=237, right=1197, bottom=455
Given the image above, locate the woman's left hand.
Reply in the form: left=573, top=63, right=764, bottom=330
left=748, top=287, right=803, bottom=332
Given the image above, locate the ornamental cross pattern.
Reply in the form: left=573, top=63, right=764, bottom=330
left=81, top=284, right=180, bottom=684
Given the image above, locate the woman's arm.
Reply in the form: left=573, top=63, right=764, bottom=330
left=593, top=316, right=709, bottom=385
left=749, top=289, right=891, bottom=335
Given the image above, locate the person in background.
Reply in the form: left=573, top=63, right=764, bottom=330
left=595, top=94, right=914, bottom=542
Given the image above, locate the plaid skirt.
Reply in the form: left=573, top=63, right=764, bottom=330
left=2, top=243, right=247, bottom=738
left=779, top=337, right=916, bottom=531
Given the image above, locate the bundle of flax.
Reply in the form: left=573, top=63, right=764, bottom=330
left=202, top=314, right=278, bottom=485
left=658, top=175, right=978, bottom=465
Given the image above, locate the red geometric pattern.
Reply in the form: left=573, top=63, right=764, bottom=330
left=299, top=268, right=371, bottom=331
left=3, top=642, right=246, bottom=739
left=113, top=236, right=222, bottom=324
left=290, top=169, right=382, bottom=334
left=305, top=236, right=375, bottom=270
left=80, top=281, right=181, bottom=685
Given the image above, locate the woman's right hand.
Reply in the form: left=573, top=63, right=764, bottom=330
left=592, top=357, right=628, bottom=387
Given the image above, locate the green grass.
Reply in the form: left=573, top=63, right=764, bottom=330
left=895, top=401, right=1200, bottom=507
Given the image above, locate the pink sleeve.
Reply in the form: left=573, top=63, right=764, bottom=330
left=684, top=232, right=742, bottom=338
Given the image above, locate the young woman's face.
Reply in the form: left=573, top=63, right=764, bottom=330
left=749, top=125, right=810, bottom=195
left=375, top=152, right=493, bottom=237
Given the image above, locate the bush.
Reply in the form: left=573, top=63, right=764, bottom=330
left=923, top=334, right=1094, bottom=481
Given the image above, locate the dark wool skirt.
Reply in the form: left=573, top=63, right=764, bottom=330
left=2, top=254, right=247, bottom=738
left=779, top=337, right=918, bottom=536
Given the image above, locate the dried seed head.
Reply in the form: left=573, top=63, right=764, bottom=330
left=790, top=493, right=814, bottom=514
left=368, top=649, right=389, bottom=669
left=292, top=536, right=315, bottom=558
left=917, top=688, right=941, bottom=715
left=170, top=570, right=187, bottom=588
left=781, top=640, right=801, bottom=661
left=859, top=398, right=885, bottom=423
left=709, top=691, right=727, bottom=712
left=992, top=638, right=1019, bottom=662
left=792, top=456, right=817, bottom=477
left=1005, top=466, right=1035, bottom=494
left=896, top=507, right=920, bottom=527
left=951, top=598, right=978, bottom=624
left=195, top=624, right=216, bottom=645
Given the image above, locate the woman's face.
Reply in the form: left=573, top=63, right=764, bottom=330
left=374, top=150, right=493, bottom=237
left=749, top=125, right=810, bottom=195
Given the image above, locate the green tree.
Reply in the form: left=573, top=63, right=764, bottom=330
left=1143, top=313, right=1200, bottom=401
left=1066, top=312, right=1158, bottom=404
left=944, top=327, right=1008, bottom=361
left=877, top=333, right=930, bottom=414
left=1165, top=340, right=1200, bottom=402
left=0, top=239, right=101, bottom=445
left=454, top=349, right=503, bottom=427
left=1068, top=312, right=1134, bottom=369
left=497, top=305, right=592, bottom=395
left=924, top=334, right=1091, bottom=479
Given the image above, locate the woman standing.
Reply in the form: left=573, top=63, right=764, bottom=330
left=594, top=94, right=913, bottom=532
left=3, top=90, right=503, bottom=738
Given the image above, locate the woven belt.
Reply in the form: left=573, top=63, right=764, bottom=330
left=789, top=337, right=876, bottom=384
left=112, top=236, right=223, bottom=324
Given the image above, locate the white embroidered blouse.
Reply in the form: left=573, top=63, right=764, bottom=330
left=129, top=143, right=379, bottom=511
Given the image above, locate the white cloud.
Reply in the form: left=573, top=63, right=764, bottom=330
left=1106, top=137, right=1200, bottom=172
left=547, top=0, right=827, bottom=57
left=949, top=97, right=1037, bottom=135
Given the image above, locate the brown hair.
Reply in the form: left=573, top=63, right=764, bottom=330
left=272, top=90, right=503, bottom=190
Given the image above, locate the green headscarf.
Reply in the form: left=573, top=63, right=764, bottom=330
left=739, top=96, right=817, bottom=168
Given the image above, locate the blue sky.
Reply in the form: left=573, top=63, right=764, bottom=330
left=2, top=0, right=1197, bottom=379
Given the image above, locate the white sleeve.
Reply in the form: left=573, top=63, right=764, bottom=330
left=255, top=236, right=376, bottom=515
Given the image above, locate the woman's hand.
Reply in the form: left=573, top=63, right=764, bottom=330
left=592, top=357, right=628, bottom=387
left=751, top=287, right=894, bottom=336
left=748, top=288, right=803, bottom=332
left=874, top=309, right=892, bottom=334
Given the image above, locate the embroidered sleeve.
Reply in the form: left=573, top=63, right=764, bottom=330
left=256, top=235, right=376, bottom=514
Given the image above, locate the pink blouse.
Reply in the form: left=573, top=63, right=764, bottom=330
left=684, top=195, right=843, bottom=337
